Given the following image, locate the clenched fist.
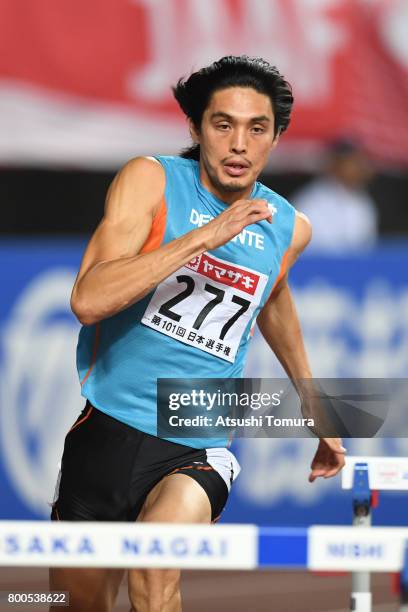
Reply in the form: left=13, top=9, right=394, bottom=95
left=199, top=198, right=273, bottom=251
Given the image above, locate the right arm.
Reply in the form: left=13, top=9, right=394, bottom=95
left=71, top=157, right=273, bottom=325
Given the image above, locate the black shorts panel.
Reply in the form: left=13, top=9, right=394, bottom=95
left=51, top=403, right=230, bottom=522
left=166, top=465, right=228, bottom=522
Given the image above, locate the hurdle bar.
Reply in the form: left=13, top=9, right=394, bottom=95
left=342, top=456, right=408, bottom=612
left=342, top=456, right=408, bottom=491
left=1, top=521, right=408, bottom=572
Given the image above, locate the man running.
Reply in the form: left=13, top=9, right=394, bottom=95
left=50, top=55, right=346, bottom=612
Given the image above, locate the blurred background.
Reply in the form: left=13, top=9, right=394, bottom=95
left=1, top=0, right=408, bottom=529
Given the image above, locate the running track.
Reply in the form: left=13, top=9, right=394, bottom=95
left=0, top=568, right=399, bottom=611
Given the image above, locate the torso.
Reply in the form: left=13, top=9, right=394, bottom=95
left=76, top=156, right=295, bottom=448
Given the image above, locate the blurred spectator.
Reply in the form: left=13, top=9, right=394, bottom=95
left=291, top=139, right=378, bottom=253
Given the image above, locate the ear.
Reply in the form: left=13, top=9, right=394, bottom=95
left=188, top=118, right=200, bottom=144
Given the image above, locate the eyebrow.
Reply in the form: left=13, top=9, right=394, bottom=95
left=210, top=111, right=271, bottom=123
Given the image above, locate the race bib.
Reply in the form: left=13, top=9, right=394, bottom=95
left=141, top=252, right=268, bottom=363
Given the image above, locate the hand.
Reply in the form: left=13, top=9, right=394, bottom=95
left=308, top=438, right=346, bottom=483
left=200, top=198, right=272, bottom=251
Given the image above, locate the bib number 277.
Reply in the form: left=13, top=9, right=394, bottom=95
left=141, top=252, right=268, bottom=363
left=159, top=274, right=250, bottom=341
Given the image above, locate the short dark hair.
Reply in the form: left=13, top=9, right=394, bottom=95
left=173, top=55, right=294, bottom=160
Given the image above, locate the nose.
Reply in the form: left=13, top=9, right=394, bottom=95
left=230, top=128, right=247, bottom=154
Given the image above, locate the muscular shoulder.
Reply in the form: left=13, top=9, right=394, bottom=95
left=291, top=211, right=312, bottom=255
left=105, top=156, right=166, bottom=223
left=114, top=156, right=165, bottom=184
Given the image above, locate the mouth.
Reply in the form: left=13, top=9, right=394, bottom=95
left=223, top=160, right=250, bottom=177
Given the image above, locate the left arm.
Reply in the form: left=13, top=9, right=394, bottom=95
left=256, top=212, right=346, bottom=482
left=257, top=211, right=312, bottom=380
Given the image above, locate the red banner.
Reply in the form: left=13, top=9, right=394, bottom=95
left=0, top=0, right=407, bottom=167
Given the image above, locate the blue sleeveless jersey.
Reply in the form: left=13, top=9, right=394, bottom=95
left=77, top=156, right=295, bottom=448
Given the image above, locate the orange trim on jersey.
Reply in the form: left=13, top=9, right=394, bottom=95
left=212, top=513, right=222, bottom=524
left=69, top=404, right=94, bottom=433
left=80, top=323, right=100, bottom=386
left=248, top=318, right=257, bottom=339
left=265, top=248, right=291, bottom=303
left=139, top=196, right=167, bottom=254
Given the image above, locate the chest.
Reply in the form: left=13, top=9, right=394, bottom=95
left=140, top=183, right=288, bottom=363
left=163, top=184, right=282, bottom=280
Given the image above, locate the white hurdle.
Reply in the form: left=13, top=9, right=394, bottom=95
left=342, top=457, right=408, bottom=492
left=0, top=457, right=407, bottom=610
left=342, top=456, right=408, bottom=612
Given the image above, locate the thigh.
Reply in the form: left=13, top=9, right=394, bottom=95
left=128, top=473, right=210, bottom=611
left=138, top=472, right=212, bottom=524
left=131, top=446, right=231, bottom=524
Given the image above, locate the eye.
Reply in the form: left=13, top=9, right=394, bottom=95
left=252, top=126, right=266, bottom=134
left=216, top=123, right=230, bottom=131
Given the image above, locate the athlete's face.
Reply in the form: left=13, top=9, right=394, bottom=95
left=192, top=87, right=279, bottom=203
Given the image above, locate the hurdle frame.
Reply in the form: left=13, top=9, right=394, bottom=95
left=342, top=456, right=408, bottom=612
left=1, top=456, right=408, bottom=611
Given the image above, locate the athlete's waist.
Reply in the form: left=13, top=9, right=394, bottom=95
left=82, top=400, right=151, bottom=434
left=81, top=401, right=206, bottom=448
